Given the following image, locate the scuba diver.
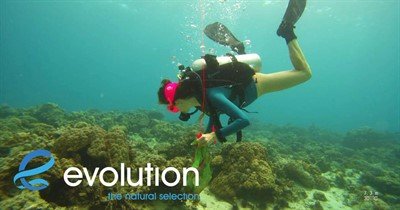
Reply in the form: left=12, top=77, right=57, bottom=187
left=158, top=0, right=311, bottom=145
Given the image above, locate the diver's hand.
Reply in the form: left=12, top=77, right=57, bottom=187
left=197, top=132, right=216, bottom=146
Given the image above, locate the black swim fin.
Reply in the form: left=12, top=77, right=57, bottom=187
left=204, top=22, right=245, bottom=55
left=277, top=0, right=307, bottom=43
left=282, top=0, right=306, bottom=26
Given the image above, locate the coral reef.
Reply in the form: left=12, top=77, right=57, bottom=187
left=342, top=127, right=398, bottom=149
left=0, top=105, right=18, bottom=118
left=0, top=191, right=53, bottom=209
left=27, top=103, right=67, bottom=127
left=209, top=142, right=278, bottom=203
left=313, top=191, right=327, bottom=201
left=0, top=103, right=399, bottom=209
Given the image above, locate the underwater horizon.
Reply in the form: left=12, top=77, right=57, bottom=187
left=1, top=0, right=399, bottom=132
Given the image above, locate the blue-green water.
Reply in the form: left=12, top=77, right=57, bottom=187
left=1, top=0, right=399, bottom=132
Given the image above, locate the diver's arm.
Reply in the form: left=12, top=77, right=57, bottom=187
left=255, top=39, right=312, bottom=96
left=208, top=91, right=250, bottom=140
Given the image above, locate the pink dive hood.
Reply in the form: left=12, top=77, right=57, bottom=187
left=164, top=82, right=179, bottom=113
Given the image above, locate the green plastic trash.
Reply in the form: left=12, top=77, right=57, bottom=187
left=185, top=144, right=212, bottom=194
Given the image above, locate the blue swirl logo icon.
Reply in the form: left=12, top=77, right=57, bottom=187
left=13, top=149, right=55, bottom=191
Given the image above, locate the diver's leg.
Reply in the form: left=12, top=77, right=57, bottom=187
left=255, top=39, right=312, bottom=97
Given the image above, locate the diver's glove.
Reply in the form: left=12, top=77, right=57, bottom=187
left=277, top=21, right=297, bottom=44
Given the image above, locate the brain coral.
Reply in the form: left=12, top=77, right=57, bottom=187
left=209, top=142, right=278, bottom=202
left=53, top=122, right=106, bottom=159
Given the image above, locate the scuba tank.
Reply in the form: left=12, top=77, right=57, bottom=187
left=191, top=53, right=262, bottom=73
left=176, top=53, right=258, bottom=127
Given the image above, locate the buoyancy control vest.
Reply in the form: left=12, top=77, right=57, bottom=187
left=178, top=53, right=259, bottom=142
